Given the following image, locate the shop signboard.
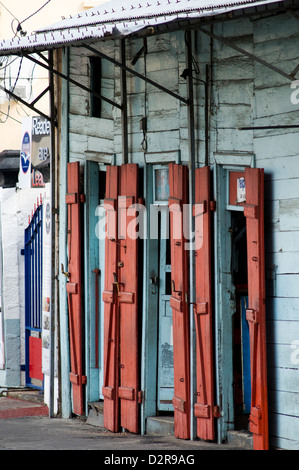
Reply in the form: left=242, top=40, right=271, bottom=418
left=19, top=116, right=50, bottom=189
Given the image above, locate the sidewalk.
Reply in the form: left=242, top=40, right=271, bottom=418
left=0, top=390, right=250, bottom=451
left=0, top=391, right=48, bottom=419
left=0, top=415, right=248, bottom=452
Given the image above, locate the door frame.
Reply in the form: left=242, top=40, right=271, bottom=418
left=142, top=163, right=182, bottom=433
left=213, top=153, right=255, bottom=443
left=157, top=211, right=173, bottom=412
left=141, top=164, right=160, bottom=434
left=84, top=161, right=106, bottom=409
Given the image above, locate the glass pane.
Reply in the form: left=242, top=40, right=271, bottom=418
left=155, top=168, right=169, bottom=202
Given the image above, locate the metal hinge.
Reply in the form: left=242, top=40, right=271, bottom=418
left=210, top=200, right=216, bottom=211
left=194, top=404, right=221, bottom=419
left=213, top=405, right=221, bottom=418
left=249, top=407, right=262, bottom=435
left=138, top=390, right=143, bottom=404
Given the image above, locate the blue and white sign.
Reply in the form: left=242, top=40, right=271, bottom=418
left=237, top=176, right=246, bottom=203
left=21, top=132, right=31, bottom=174
left=19, top=117, right=32, bottom=188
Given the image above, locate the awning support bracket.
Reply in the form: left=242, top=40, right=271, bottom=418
left=83, top=43, right=189, bottom=105
left=0, top=83, right=51, bottom=122
left=198, top=26, right=296, bottom=82
left=22, top=52, right=122, bottom=110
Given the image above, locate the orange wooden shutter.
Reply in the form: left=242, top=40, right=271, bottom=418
left=119, top=164, right=139, bottom=434
left=168, top=163, right=190, bottom=439
left=102, top=164, right=140, bottom=434
left=66, top=162, right=86, bottom=416
left=102, top=165, right=120, bottom=432
left=193, top=166, right=215, bottom=441
left=244, top=167, right=269, bottom=450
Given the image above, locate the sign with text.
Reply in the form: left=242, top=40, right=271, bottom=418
left=19, top=116, right=51, bottom=189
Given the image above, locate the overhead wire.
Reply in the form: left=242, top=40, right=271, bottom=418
left=0, top=1, right=52, bottom=121
left=0, top=0, right=53, bottom=37
left=19, top=0, right=53, bottom=29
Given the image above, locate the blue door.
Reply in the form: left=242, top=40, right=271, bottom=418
left=240, top=296, right=251, bottom=414
left=24, top=203, right=43, bottom=390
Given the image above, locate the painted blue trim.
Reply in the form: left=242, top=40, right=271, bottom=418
left=58, top=47, right=72, bottom=418
left=240, top=296, right=251, bottom=414
left=141, top=164, right=159, bottom=434
left=84, top=160, right=100, bottom=409
left=213, top=163, right=234, bottom=443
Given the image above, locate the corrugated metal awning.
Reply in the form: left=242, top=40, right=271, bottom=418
left=0, top=0, right=287, bottom=56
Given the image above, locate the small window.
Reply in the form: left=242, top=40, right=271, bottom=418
left=153, top=166, right=169, bottom=204
left=99, top=168, right=106, bottom=202
left=89, top=56, right=102, bottom=118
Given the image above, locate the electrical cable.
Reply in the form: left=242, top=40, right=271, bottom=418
left=0, top=1, right=18, bottom=22
left=0, top=56, right=23, bottom=123
left=19, top=0, right=53, bottom=27
left=0, top=0, right=53, bottom=37
left=0, top=109, right=21, bottom=123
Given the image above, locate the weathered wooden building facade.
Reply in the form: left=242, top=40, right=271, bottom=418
left=0, top=0, right=298, bottom=450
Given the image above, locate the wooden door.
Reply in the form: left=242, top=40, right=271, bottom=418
left=118, top=163, right=139, bottom=433
left=102, top=164, right=140, bottom=434
left=193, top=166, right=215, bottom=441
left=244, top=167, right=268, bottom=450
left=102, top=165, right=120, bottom=432
left=66, top=161, right=86, bottom=416
left=168, top=163, right=190, bottom=439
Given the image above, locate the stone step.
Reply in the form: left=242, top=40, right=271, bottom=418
left=86, top=404, right=252, bottom=449
left=87, top=401, right=105, bottom=427
left=4, top=389, right=44, bottom=404
left=146, top=415, right=174, bottom=435
left=87, top=403, right=175, bottom=436
left=227, top=429, right=253, bottom=449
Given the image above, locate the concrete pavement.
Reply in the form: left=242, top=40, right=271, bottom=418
left=0, top=396, right=48, bottom=419
left=0, top=390, right=251, bottom=452
left=0, top=415, right=247, bottom=451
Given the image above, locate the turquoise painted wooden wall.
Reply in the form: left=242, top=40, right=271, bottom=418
left=62, top=8, right=299, bottom=449
left=201, top=13, right=299, bottom=450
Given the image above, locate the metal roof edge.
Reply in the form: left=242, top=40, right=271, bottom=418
left=0, top=0, right=295, bottom=56
left=34, top=0, right=283, bottom=33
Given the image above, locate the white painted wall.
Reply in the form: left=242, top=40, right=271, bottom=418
left=0, top=0, right=104, bottom=153
left=0, top=184, right=50, bottom=388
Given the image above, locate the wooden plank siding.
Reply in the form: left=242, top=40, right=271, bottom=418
left=253, top=15, right=299, bottom=450
left=64, top=10, right=299, bottom=449
left=208, top=12, right=299, bottom=450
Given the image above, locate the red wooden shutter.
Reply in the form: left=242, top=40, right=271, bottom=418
left=119, top=164, right=139, bottom=434
left=66, top=162, right=86, bottom=416
left=244, top=167, right=269, bottom=450
left=102, top=165, right=120, bottom=432
left=102, top=164, right=139, bottom=434
left=168, top=163, right=190, bottom=439
left=193, top=166, right=215, bottom=441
